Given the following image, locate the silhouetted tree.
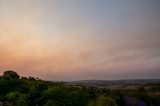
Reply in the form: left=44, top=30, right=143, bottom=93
left=2, top=70, right=20, bottom=80
left=21, top=77, right=28, bottom=80
left=28, top=77, right=36, bottom=80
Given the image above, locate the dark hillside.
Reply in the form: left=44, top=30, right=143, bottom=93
left=0, top=71, right=160, bottom=106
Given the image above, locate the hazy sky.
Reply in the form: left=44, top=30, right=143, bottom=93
left=0, top=0, right=160, bottom=80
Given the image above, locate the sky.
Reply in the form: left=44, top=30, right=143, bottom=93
left=0, top=0, right=160, bottom=80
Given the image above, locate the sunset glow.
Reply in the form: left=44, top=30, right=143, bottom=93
left=0, top=0, right=160, bottom=80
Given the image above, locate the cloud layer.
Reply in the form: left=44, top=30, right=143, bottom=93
left=0, top=0, right=160, bottom=80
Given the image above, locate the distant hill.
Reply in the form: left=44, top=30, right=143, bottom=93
left=68, top=79, right=160, bottom=86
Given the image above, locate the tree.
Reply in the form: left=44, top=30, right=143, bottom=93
left=6, top=91, right=28, bottom=106
left=2, top=70, right=20, bottom=80
left=44, top=100, right=58, bottom=106
left=95, top=96, right=117, bottom=106
left=28, top=76, right=36, bottom=80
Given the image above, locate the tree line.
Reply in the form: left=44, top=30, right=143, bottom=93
left=0, top=70, right=160, bottom=106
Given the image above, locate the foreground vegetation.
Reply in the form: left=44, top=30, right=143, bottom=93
left=0, top=70, right=160, bottom=106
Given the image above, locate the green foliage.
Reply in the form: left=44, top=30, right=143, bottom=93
left=44, top=100, right=58, bottom=106
left=69, top=89, right=90, bottom=106
left=87, top=101, right=95, bottom=106
left=6, top=91, right=28, bottom=106
left=0, top=70, right=160, bottom=106
left=95, top=96, right=117, bottom=106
